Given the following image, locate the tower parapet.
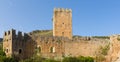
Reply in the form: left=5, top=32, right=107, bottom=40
left=54, top=8, right=72, bottom=12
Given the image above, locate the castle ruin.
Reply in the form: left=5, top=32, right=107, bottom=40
left=3, top=8, right=118, bottom=62
left=3, top=8, right=73, bottom=59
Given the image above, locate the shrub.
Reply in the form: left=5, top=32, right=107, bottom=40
left=62, top=56, right=94, bottom=62
left=2, top=57, right=18, bottom=62
left=0, top=50, right=6, bottom=56
left=62, top=57, right=79, bottom=62
left=43, top=59, right=60, bottom=62
left=78, top=56, right=94, bottom=62
left=100, top=44, right=110, bottom=55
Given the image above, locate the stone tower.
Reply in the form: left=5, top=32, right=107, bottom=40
left=53, top=8, right=72, bottom=39
left=3, top=29, right=16, bottom=57
left=3, top=29, right=34, bottom=59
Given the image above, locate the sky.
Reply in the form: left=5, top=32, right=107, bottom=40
left=0, top=0, right=120, bottom=38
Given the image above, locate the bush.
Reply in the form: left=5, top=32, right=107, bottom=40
left=3, top=57, right=18, bottom=62
left=62, top=56, right=94, bottom=62
left=43, top=59, right=60, bottom=62
left=62, top=57, right=79, bottom=62
left=100, top=44, right=110, bottom=55
left=95, top=55, right=105, bottom=62
left=0, top=50, right=6, bottom=56
left=77, top=56, right=94, bottom=62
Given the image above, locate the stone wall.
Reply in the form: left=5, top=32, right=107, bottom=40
left=2, top=8, right=113, bottom=60
left=106, top=35, right=120, bottom=62
left=3, top=29, right=34, bottom=60
left=33, top=36, right=68, bottom=59
left=65, top=38, right=109, bottom=57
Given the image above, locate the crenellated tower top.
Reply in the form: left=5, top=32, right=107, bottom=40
left=54, top=8, right=72, bottom=12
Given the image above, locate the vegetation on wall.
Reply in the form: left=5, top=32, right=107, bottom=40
left=100, top=44, right=110, bottom=55
left=95, top=43, right=110, bottom=62
left=117, top=38, right=120, bottom=41
left=29, top=30, right=53, bottom=36
left=92, top=36, right=110, bottom=39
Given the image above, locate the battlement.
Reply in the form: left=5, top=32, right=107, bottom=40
left=3, top=29, right=30, bottom=40
left=4, top=29, right=16, bottom=36
left=54, top=8, right=72, bottom=12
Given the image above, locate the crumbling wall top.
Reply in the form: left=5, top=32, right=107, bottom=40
left=54, top=8, right=72, bottom=12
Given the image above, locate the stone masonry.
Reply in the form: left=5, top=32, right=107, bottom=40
left=53, top=8, right=72, bottom=39
left=106, top=35, right=120, bottom=62
left=3, top=8, right=111, bottom=60
left=3, top=29, right=34, bottom=59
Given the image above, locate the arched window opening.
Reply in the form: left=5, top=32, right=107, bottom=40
left=50, top=47, right=55, bottom=53
left=37, top=47, right=41, bottom=53
left=6, top=49, right=8, bottom=53
left=19, top=49, right=22, bottom=54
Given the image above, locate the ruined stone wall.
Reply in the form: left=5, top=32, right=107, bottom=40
left=3, top=29, right=16, bottom=57
left=106, top=35, right=120, bottom=62
left=3, top=29, right=110, bottom=60
left=34, top=35, right=110, bottom=58
left=3, top=29, right=34, bottom=60
left=53, top=8, right=72, bottom=39
left=23, top=34, right=34, bottom=59
left=65, top=38, right=109, bottom=57
left=34, top=36, right=68, bottom=59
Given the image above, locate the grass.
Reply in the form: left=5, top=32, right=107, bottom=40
left=29, top=30, right=53, bottom=36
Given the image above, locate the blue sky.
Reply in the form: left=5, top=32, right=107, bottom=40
left=0, top=0, right=120, bottom=38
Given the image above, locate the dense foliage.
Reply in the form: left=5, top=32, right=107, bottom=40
left=0, top=42, right=18, bottom=62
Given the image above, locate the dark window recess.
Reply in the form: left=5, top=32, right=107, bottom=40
left=50, top=47, right=55, bottom=53
left=19, top=49, right=22, bottom=54
left=62, top=32, right=64, bottom=36
left=5, top=32, right=7, bottom=36
left=50, top=47, right=53, bottom=53
left=8, top=31, right=10, bottom=35
left=38, top=47, right=41, bottom=53
left=6, top=49, right=8, bottom=53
